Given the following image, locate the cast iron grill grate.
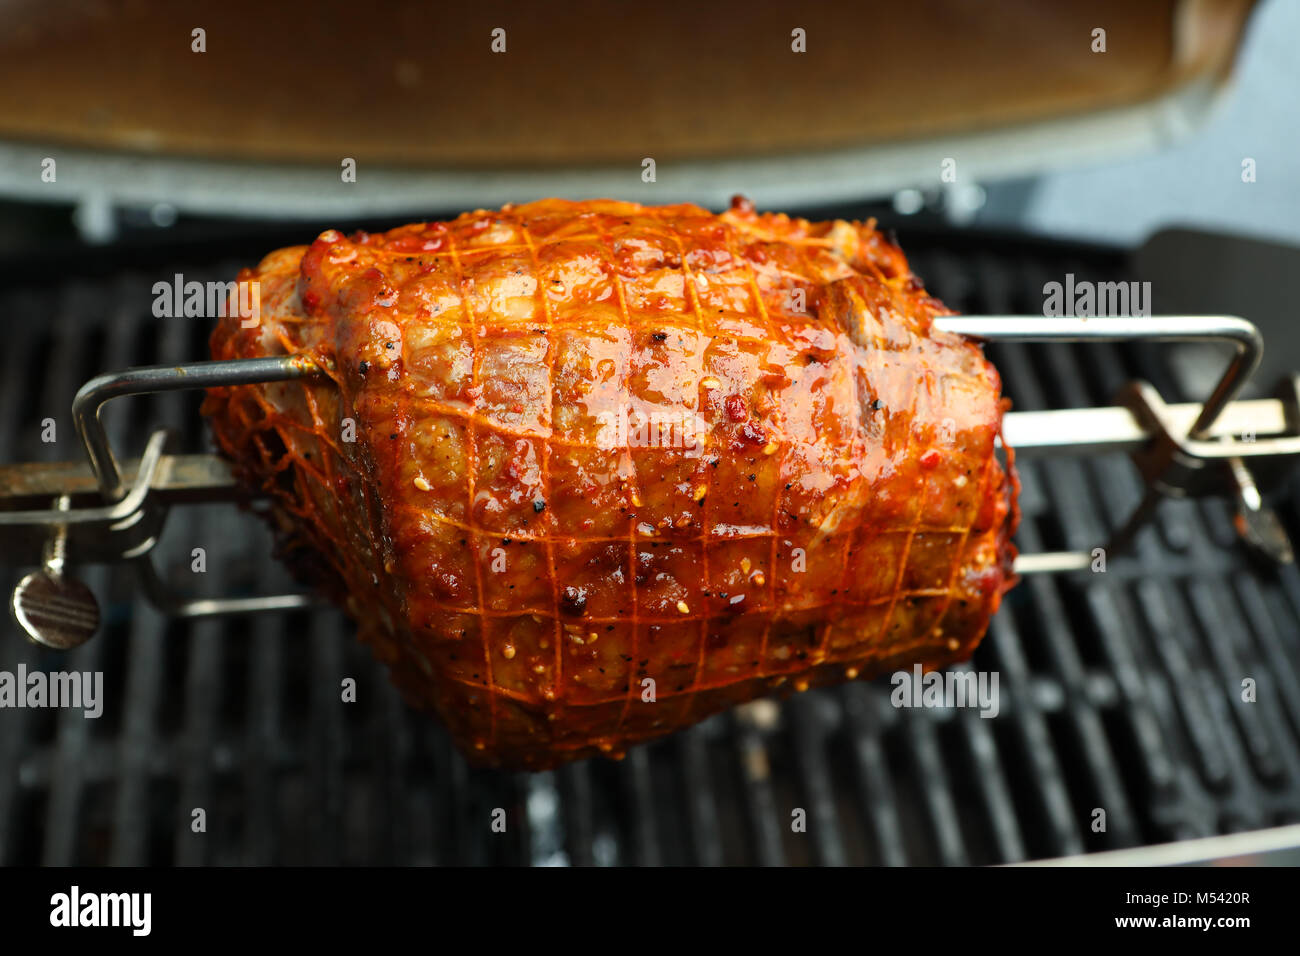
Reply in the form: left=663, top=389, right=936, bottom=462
left=2, top=224, right=1299, bottom=865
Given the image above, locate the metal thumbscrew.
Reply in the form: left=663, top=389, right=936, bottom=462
left=1227, top=456, right=1295, bottom=565
left=9, top=495, right=100, bottom=649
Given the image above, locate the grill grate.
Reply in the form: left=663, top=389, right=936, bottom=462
left=2, top=223, right=1300, bottom=865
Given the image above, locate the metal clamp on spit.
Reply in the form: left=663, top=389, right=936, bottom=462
left=2, top=316, right=1298, bottom=649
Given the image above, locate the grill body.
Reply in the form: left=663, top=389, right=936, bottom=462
left=2, top=220, right=1300, bottom=865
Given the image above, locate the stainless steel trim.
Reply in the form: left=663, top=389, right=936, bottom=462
left=0, top=76, right=1224, bottom=224
left=1020, top=822, right=1300, bottom=867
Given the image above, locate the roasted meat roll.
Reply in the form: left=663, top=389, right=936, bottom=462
left=203, top=197, right=1018, bottom=769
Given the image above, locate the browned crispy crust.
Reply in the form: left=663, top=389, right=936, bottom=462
left=202, top=198, right=1019, bottom=770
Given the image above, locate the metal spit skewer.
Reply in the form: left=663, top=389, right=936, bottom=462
left=1, top=315, right=1298, bottom=642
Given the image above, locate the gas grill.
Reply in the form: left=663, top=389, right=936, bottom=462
left=0, top=0, right=1294, bottom=871
left=3, top=217, right=1299, bottom=866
